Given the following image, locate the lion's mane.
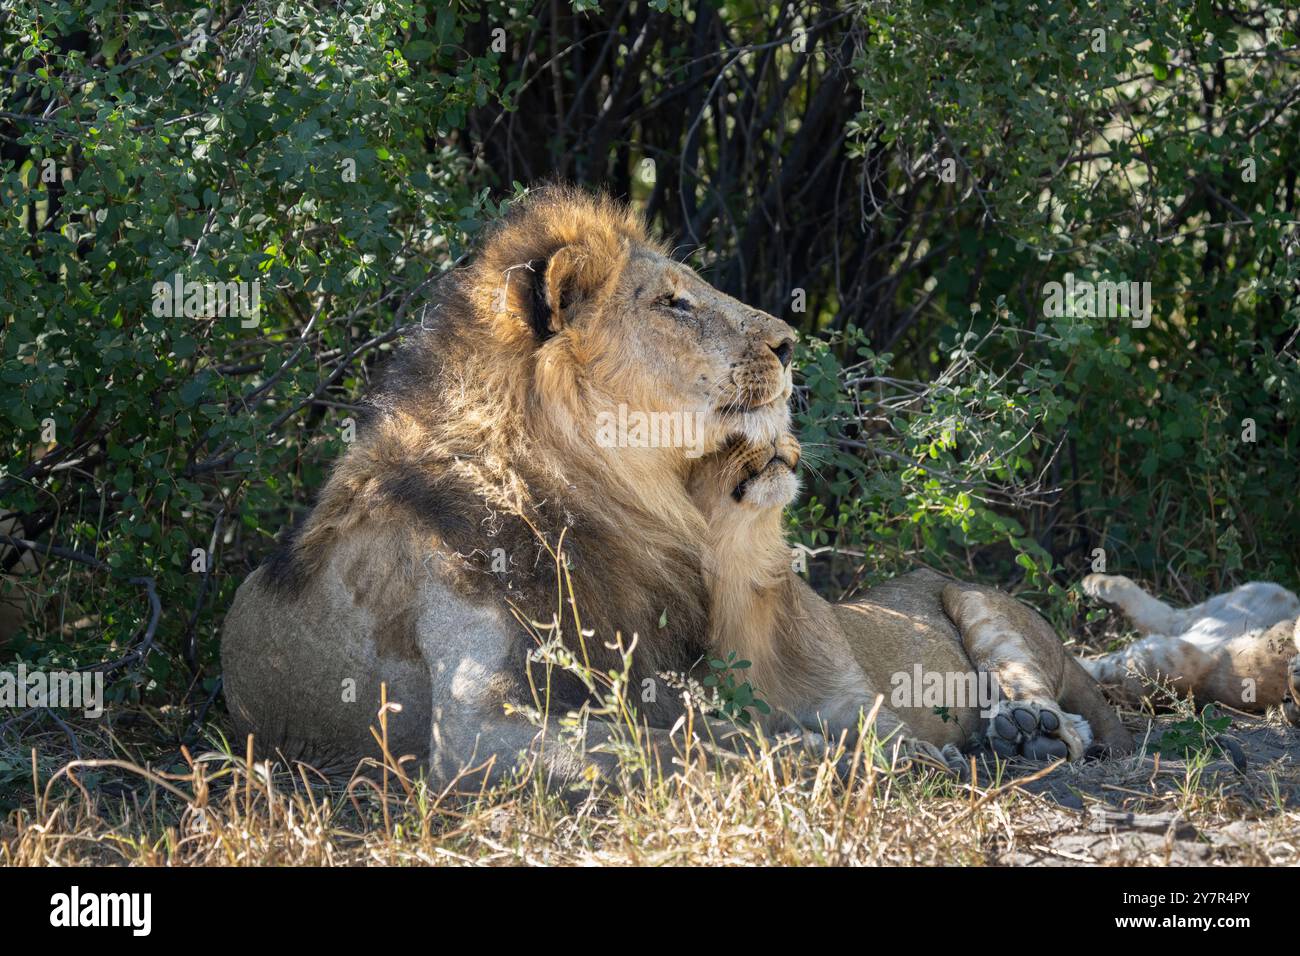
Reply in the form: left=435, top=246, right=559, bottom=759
left=260, top=188, right=711, bottom=722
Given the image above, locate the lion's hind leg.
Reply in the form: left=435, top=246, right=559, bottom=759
left=942, top=583, right=1133, bottom=759
left=941, top=584, right=1087, bottom=760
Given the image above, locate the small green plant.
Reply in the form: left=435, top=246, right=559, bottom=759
left=1156, top=705, right=1244, bottom=768
left=703, top=652, right=771, bottom=725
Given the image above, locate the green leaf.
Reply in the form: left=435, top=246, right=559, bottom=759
left=403, top=40, right=435, bottom=62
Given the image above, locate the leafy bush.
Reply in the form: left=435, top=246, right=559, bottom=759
left=1, top=0, right=1297, bottom=720
left=813, top=0, right=1300, bottom=610
left=0, top=0, right=503, bottom=704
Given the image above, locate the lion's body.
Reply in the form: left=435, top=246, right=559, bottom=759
left=223, top=533, right=474, bottom=772
left=833, top=574, right=982, bottom=747
left=222, top=188, right=803, bottom=788
left=1081, top=574, right=1300, bottom=717
left=223, top=188, right=1134, bottom=791
left=688, top=435, right=1134, bottom=761
left=838, top=573, right=1133, bottom=755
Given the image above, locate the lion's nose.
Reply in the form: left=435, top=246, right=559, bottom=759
left=769, top=338, right=794, bottom=368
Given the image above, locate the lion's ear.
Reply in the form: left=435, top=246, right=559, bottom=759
left=542, top=245, right=584, bottom=334
left=537, top=243, right=622, bottom=338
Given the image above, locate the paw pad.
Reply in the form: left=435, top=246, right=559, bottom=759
left=986, top=701, right=1077, bottom=762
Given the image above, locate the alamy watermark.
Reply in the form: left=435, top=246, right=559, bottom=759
left=0, top=663, right=104, bottom=717
left=152, top=272, right=261, bottom=327
left=1042, top=271, right=1151, bottom=328
left=890, top=665, right=1000, bottom=717
left=49, top=886, right=151, bottom=936
left=595, top=403, right=706, bottom=458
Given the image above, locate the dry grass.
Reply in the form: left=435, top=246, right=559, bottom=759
left=4, top=700, right=1299, bottom=866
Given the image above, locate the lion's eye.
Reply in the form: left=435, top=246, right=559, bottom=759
left=658, top=294, right=692, bottom=313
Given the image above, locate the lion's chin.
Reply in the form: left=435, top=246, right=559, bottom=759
left=733, top=461, right=800, bottom=509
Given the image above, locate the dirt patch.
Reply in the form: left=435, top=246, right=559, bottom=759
left=966, top=711, right=1300, bottom=864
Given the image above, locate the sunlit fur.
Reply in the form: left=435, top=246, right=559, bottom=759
left=686, top=434, right=864, bottom=732
left=687, top=438, right=1134, bottom=760
left=1082, top=574, right=1300, bottom=713
left=223, top=186, right=803, bottom=774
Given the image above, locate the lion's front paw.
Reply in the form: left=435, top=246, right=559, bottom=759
left=985, top=698, right=1091, bottom=762
left=885, top=737, right=968, bottom=778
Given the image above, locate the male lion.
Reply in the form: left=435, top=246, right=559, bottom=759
left=223, top=187, right=907, bottom=788
left=223, top=187, right=1128, bottom=790
left=686, top=434, right=1135, bottom=762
